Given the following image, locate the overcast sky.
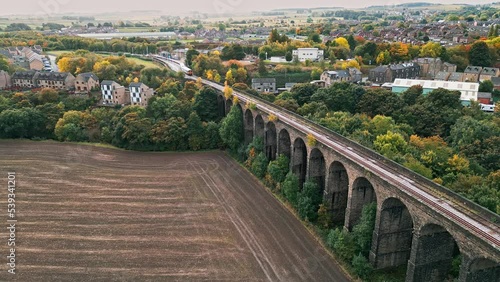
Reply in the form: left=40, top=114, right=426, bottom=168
left=0, top=0, right=495, bottom=16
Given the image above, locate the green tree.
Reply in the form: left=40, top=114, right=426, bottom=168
left=469, top=41, right=492, bottom=67
left=186, top=112, right=204, bottom=151
left=194, top=87, right=220, bottom=122
left=352, top=202, right=377, bottom=256
left=251, top=152, right=269, bottom=179
left=297, top=180, right=322, bottom=222
left=282, top=172, right=300, bottom=207
left=352, top=253, right=373, bottom=280
left=219, top=105, right=244, bottom=152
left=479, top=80, right=494, bottom=92
left=0, top=108, right=45, bottom=139
left=267, top=154, right=290, bottom=185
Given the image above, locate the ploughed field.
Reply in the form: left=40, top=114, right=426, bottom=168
left=0, top=141, right=349, bottom=281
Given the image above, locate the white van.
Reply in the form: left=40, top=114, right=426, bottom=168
left=480, top=104, right=496, bottom=112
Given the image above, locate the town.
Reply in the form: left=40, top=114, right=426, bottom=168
left=0, top=2, right=499, bottom=282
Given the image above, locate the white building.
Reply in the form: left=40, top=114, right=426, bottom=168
left=292, top=48, right=324, bottom=62
left=392, top=79, right=480, bottom=105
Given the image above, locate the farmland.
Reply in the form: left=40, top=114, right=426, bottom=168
left=0, top=141, right=349, bottom=281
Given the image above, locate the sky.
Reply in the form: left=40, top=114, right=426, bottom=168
left=0, top=0, right=495, bottom=16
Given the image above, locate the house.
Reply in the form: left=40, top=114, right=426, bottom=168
left=320, top=70, right=353, bottom=87
left=129, top=82, right=154, bottom=107
left=448, top=72, right=464, bottom=82
left=348, top=68, right=362, bottom=83
left=479, top=67, right=500, bottom=82
left=36, top=72, right=75, bottom=90
left=435, top=71, right=451, bottom=81
left=11, top=70, right=38, bottom=88
left=415, top=58, right=457, bottom=79
left=369, top=66, right=392, bottom=84
left=0, top=70, right=11, bottom=89
left=252, top=78, right=276, bottom=93
left=292, top=48, right=324, bottom=62
left=477, top=92, right=492, bottom=105
left=22, top=47, right=44, bottom=71
left=101, top=80, right=128, bottom=105
left=392, top=79, right=479, bottom=105
left=463, top=66, right=483, bottom=82
left=491, top=77, right=500, bottom=91
left=75, top=72, right=100, bottom=93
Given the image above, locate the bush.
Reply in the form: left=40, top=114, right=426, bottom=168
left=352, top=253, right=373, bottom=280
left=267, top=154, right=290, bottom=185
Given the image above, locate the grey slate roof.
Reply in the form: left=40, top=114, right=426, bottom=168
left=101, top=80, right=116, bottom=86
left=12, top=70, right=37, bottom=80
left=36, top=72, right=70, bottom=81
left=252, top=78, right=276, bottom=84
left=464, top=66, right=483, bottom=74
left=129, top=82, right=145, bottom=88
left=77, top=72, right=99, bottom=82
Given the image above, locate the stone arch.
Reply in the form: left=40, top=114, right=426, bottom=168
left=265, top=122, right=277, bottom=161
left=292, top=138, right=308, bottom=188
left=465, top=257, right=500, bottom=282
left=244, top=109, right=254, bottom=146
left=370, top=197, right=414, bottom=270
left=225, top=98, right=233, bottom=115
left=217, top=95, right=225, bottom=117
left=255, top=115, right=265, bottom=139
left=326, top=161, right=349, bottom=226
left=309, top=148, right=326, bottom=193
left=407, top=223, right=461, bottom=282
left=278, top=129, right=291, bottom=162
left=347, top=177, right=377, bottom=229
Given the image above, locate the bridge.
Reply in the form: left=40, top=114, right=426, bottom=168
left=154, top=56, right=500, bottom=282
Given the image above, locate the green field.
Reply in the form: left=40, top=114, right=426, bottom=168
left=46, top=50, right=160, bottom=68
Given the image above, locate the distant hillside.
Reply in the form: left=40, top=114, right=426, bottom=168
left=368, top=2, right=440, bottom=9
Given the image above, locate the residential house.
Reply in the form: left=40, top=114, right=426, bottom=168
left=129, top=82, right=154, bottom=107
left=491, top=77, right=500, bottom=91
left=11, top=70, right=38, bottom=88
left=75, top=72, right=100, bottom=93
left=463, top=66, right=483, bottom=82
left=479, top=67, right=500, bottom=82
left=36, top=72, right=75, bottom=90
left=348, top=68, right=362, bottom=83
left=320, top=70, right=353, bottom=86
left=448, top=72, right=464, bottom=82
left=101, top=80, right=128, bottom=105
left=435, top=71, right=451, bottom=81
left=415, top=58, right=457, bottom=79
left=22, top=47, right=44, bottom=71
left=252, top=78, right=276, bottom=93
left=392, top=79, right=479, bottom=105
left=0, top=70, right=11, bottom=89
left=292, top=48, right=324, bottom=62
left=369, top=63, right=420, bottom=84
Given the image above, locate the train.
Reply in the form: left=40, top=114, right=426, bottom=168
left=152, top=55, right=193, bottom=76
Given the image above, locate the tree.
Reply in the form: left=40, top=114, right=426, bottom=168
left=54, top=110, right=93, bottom=142
left=374, top=131, right=408, bottom=159
left=0, top=108, right=44, bottom=139
left=479, top=80, right=494, bottom=92
left=151, top=117, right=187, bottom=151
left=297, top=180, right=322, bottom=222
left=39, top=88, right=59, bottom=104
left=194, top=87, right=220, bottom=122
left=251, top=153, right=269, bottom=179
left=334, top=37, right=350, bottom=50
left=352, top=202, right=377, bottom=256
left=219, top=105, right=244, bottom=152
left=186, top=112, right=204, bottom=151
left=347, top=35, right=357, bottom=51
left=119, top=112, right=153, bottom=149
left=420, top=42, right=442, bottom=58
left=282, top=173, right=300, bottom=207
left=285, top=51, right=293, bottom=62
left=146, top=94, right=178, bottom=121
left=357, top=88, right=403, bottom=117
left=267, top=154, right=290, bottom=186
left=186, top=49, right=200, bottom=67
left=258, top=60, right=267, bottom=75
left=352, top=253, right=373, bottom=280
left=469, top=41, right=492, bottom=67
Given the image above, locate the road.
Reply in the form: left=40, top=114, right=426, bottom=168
left=0, top=141, right=351, bottom=281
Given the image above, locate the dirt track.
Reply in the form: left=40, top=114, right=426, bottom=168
left=0, top=141, right=350, bottom=281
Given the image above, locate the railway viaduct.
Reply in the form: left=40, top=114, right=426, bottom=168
left=154, top=57, right=500, bottom=281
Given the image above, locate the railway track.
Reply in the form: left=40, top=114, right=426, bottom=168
left=155, top=58, right=500, bottom=250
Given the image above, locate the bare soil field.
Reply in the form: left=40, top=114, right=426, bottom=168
left=0, top=141, right=350, bottom=282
